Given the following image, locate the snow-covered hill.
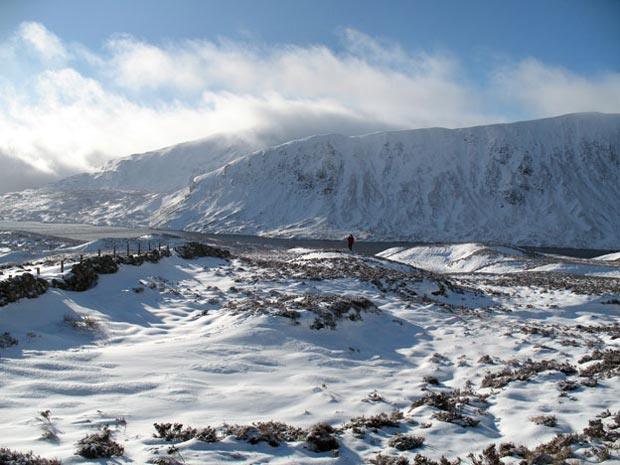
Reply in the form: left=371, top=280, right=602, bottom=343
left=1, top=238, right=619, bottom=464
left=0, top=131, right=270, bottom=226
left=158, top=113, right=620, bottom=248
left=1, top=113, right=619, bottom=247
left=55, top=132, right=265, bottom=194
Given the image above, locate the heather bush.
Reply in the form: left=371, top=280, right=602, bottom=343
left=75, top=426, right=124, bottom=458
left=529, top=415, right=558, bottom=427
left=388, top=434, right=425, bottom=451
left=153, top=422, right=218, bottom=443
left=0, top=448, right=61, bottom=465
left=223, top=421, right=305, bottom=447
left=305, top=422, right=339, bottom=452
left=0, top=331, right=18, bottom=348
left=63, top=314, right=99, bottom=331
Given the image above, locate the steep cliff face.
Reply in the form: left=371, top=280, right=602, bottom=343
left=157, top=113, right=620, bottom=247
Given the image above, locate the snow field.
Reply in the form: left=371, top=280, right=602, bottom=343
left=0, top=244, right=619, bottom=464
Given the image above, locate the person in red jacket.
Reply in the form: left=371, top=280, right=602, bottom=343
left=346, top=234, right=355, bottom=252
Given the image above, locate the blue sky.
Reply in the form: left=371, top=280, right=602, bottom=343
left=0, top=0, right=619, bottom=191
left=3, top=0, right=619, bottom=75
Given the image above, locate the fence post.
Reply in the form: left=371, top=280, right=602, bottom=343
left=127, top=242, right=130, bottom=257
left=60, top=259, right=64, bottom=273
left=98, top=249, right=101, bottom=257
left=137, top=243, right=141, bottom=255
left=36, top=267, right=40, bottom=275
left=113, top=244, right=116, bottom=257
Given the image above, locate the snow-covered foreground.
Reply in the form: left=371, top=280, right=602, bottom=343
left=1, top=241, right=619, bottom=464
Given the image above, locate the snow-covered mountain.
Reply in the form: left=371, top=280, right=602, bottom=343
left=0, top=131, right=271, bottom=226
left=55, top=132, right=266, bottom=194
left=158, top=113, right=620, bottom=248
left=1, top=113, right=619, bottom=247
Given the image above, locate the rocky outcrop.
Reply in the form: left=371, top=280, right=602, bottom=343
left=0, top=273, right=49, bottom=306
left=175, top=242, right=231, bottom=260
left=53, top=249, right=172, bottom=291
left=117, top=248, right=171, bottom=266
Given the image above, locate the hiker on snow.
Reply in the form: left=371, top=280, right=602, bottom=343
left=346, top=234, right=355, bottom=252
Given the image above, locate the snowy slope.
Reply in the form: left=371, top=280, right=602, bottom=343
left=55, top=132, right=265, bottom=194
left=158, top=113, right=620, bottom=248
left=1, top=240, right=619, bottom=464
left=377, top=242, right=620, bottom=277
left=0, top=132, right=269, bottom=225
left=377, top=243, right=529, bottom=273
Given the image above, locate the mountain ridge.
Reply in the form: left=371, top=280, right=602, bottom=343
left=1, top=112, right=619, bottom=248
left=157, top=112, right=620, bottom=247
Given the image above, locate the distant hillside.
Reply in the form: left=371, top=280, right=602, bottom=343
left=157, top=113, right=620, bottom=248
left=1, top=113, right=619, bottom=247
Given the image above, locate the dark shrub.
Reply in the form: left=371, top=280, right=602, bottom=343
left=388, top=434, right=425, bottom=451
left=154, top=423, right=200, bottom=442
left=305, top=422, right=339, bottom=452
left=0, top=448, right=61, bottom=465
left=530, top=415, right=557, bottom=427
left=75, top=426, right=124, bottom=458
left=0, top=331, right=18, bottom=348
left=224, top=421, right=305, bottom=447
left=346, top=410, right=403, bottom=431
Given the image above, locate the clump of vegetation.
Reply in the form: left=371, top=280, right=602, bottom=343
left=370, top=454, right=460, bottom=465
left=369, top=454, right=411, bottom=465
left=0, top=331, right=18, bottom=348
left=477, top=354, right=496, bottom=365
left=557, top=379, right=579, bottom=391
left=529, top=415, right=558, bottom=427
left=388, top=434, right=425, bottom=451
left=345, top=410, right=403, bottom=432
left=432, top=411, right=479, bottom=427
left=225, top=292, right=378, bottom=329
left=480, top=358, right=576, bottom=388
left=223, top=421, right=305, bottom=447
left=309, top=296, right=378, bottom=330
left=149, top=457, right=183, bottom=465
left=578, top=349, right=620, bottom=378
left=423, top=376, right=440, bottom=386
left=63, top=314, right=100, bottom=331
left=305, top=422, right=339, bottom=452
left=75, top=426, right=124, bottom=459
left=410, top=388, right=487, bottom=428
left=364, top=390, right=384, bottom=402
left=582, top=417, right=620, bottom=442
left=0, top=448, right=62, bottom=465
left=468, top=444, right=504, bottom=465
left=411, top=392, right=456, bottom=411
left=37, top=410, right=59, bottom=441
left=153, top=422, right=218, bottom=443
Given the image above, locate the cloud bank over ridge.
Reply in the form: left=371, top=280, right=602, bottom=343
left=1, top=22, right=619, bottom=193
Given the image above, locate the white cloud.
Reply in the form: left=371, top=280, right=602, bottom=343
left=17, top=22, right=69, bottom=64
left=493, top=58, right=620, bottom=116
left=0, top=23, right=618, bottom=193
